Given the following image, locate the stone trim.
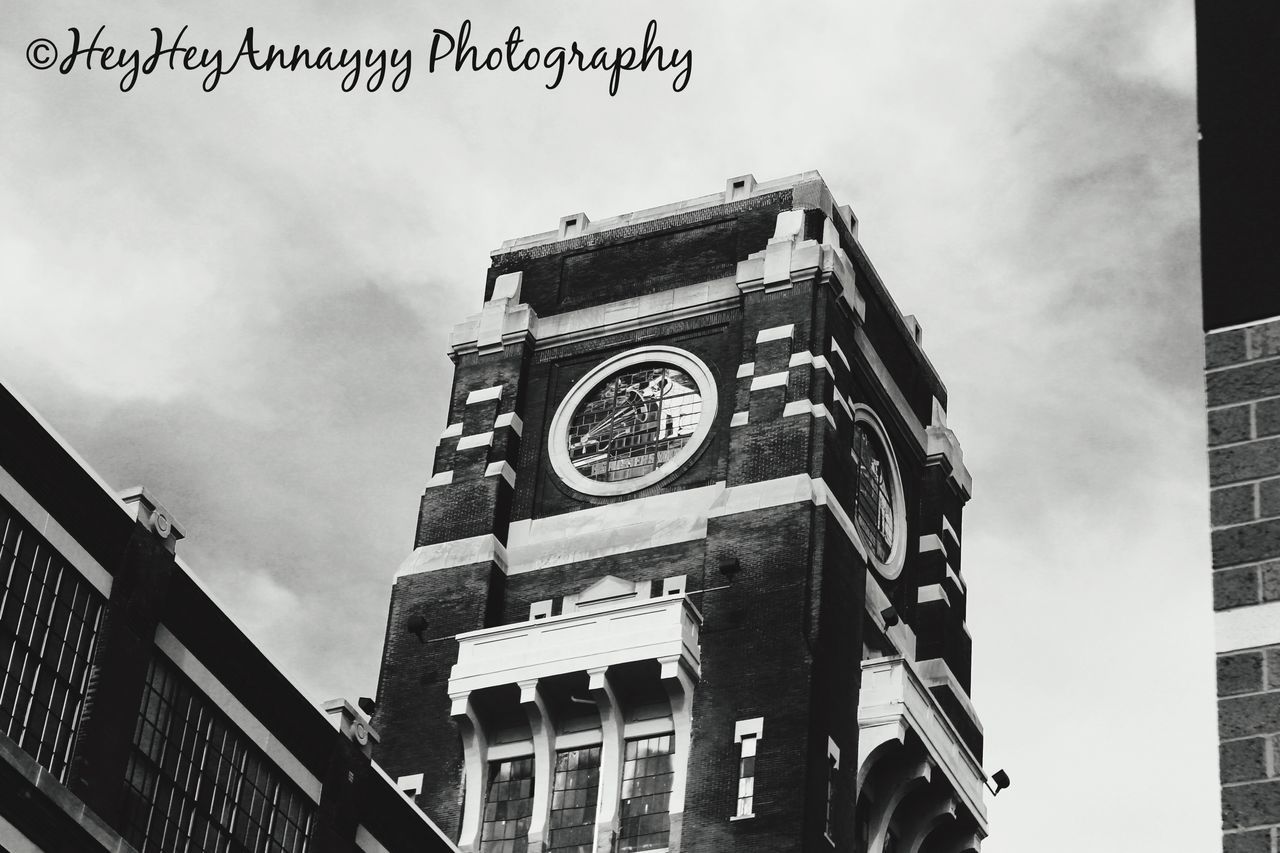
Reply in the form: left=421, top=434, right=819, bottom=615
left=154, top=625, right=323, bottom=803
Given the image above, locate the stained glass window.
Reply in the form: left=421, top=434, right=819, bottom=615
left=853, top=422, right=895, bottom=562
left=547, top=746, right=601, bottom=852
left=566, top=365, right=703, bottom=484
left=618, top=734, right=674, bottom=852
left=481, top=757, right=535, bottom=853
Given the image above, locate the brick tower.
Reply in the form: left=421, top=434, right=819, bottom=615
left=372, top=172, right=990, bottom=853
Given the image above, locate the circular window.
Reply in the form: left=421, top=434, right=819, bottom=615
left=549, top=347, right=717, bottom=497
left=850, top=406, right=906, bottom=579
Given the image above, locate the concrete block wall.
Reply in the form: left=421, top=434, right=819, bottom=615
left=1209, top=318, right=1280, bottom=850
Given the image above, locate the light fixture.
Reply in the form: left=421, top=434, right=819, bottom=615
left=880, top=606, right=899, bottom=627
left=984, top=769, right=1010, bottom=796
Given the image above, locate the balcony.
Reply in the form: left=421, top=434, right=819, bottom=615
left=449, top=592, right=701, bottom=697
left=858, top=656, right=988, bottom=851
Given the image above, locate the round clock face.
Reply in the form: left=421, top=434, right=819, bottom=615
left=550, top=347, right=717, bottom=497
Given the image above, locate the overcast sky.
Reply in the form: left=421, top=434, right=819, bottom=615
left=2, top=1, right=1209, bottom=850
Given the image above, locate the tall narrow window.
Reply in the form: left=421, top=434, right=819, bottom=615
left=618, top=734, right=675, bottom=852
left=481, top=757, right=535, bottom=853
left=736, top=734, right=758, bottom=818
left=731, top=717, right=764, bottom=821
left=547, top=746, right=601, bottom=853
left=852, top=421, right=895, bottom=562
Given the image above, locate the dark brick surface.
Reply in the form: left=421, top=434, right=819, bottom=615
left=1214, top=519, right=1280, bottom=568
left=1224, top=828, right=1272, bottom=853
left=1262, top=478, right=1280, bottom=517
left=1215, top=485, right=1258, bottom=526
left=1213, top=405, right=1255, bottom=446
left=1259, top=399, right=1280, bottom=438
left=1224, top=779, right=1280, bottom=829
left=1211, top=438, right=1280, bottom=487
left=1263, top=564, right=1280, bottom=602
left=1210, top=360, right=1280, bottom=408
left=1268, top=648, right=1280, bottom=690
left=1208, top=330, right=1248, bottom=370
left=1220, top=652, right=1265, bottom=697
left=1221, top=689, right=1280, bottom=738
left=1217, top=566, right=1261, bottom=610
left=1221, top=737, right=1268, bottom=783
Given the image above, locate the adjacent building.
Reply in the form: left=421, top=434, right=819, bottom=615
left=0, top=381, right=455, bottom=852
left=372, top=172, right=993, bottom=852
left=1199, top=3, right=1280, bottom=851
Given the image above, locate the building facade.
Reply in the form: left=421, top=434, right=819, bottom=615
left=372, top=172, right=991, bottom=853
left=0, top=381, right=455, bottom=853
left=1198, top=2, right=1280, bottom=851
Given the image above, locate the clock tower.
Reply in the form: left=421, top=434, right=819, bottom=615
left=372, top=172, right=990, bottom=853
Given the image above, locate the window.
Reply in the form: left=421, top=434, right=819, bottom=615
left=481, top=757, right=535, bottom=853
left=852, top=420, right=895, bottom=562
left=547, top=746, right=601, bottom=853
left=566, top=365, right=704, bottom=484
left=731, top=717, right=764, bottom=821
left=548, top=347, right=719, bottom=498
left=121, top=655, right=314, bottom=853
left=735, top=735, right=757, bottom=818
left=618, top=734, right=675, bottom=852
left=0, top=497, right=104, bottom=783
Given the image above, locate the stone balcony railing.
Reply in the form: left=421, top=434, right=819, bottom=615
left=449, top=593, right=702, bottom=697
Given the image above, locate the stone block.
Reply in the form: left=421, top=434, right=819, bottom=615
left=1221, top=737, right=1268, bottom=783
left=1260, top=564, right=1280, bottom=603
left=1213, top=519, right=1280, bottom=568
left=1260, top=399, right=1280, bottom=439
left=1219, top=651, right=1264, bottom=697
left=1249, top=320, right=1280, bottom=360
left=1213, top=405, right=1255, bottom=446
left=1211, top=439, right=1280, bottom=487
left=1209, top=361, right=1280, bottom=408
left=1217, top=566, right=1261, bottom=611
left=1223, top=828, right=1271, bottom=853
left=1263, top=479, right=1280, bottom=518
left=1208, top=329, right=1248, bottom=370
left=1223, top=779, right=1280, bottom=829
left=1221, top=691, right=1280, bottom=738
left=1214, top=485, right=1258, bottom=527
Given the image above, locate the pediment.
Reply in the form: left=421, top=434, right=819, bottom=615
left=576, top=575, right=638, bottom=606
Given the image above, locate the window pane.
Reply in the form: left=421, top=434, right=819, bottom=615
left=548, top=746, right=601, bottom=853
left=0, top=498, right=104, bottom=783
left=481, top=757, right=535, bottom=853
left=120, top=656, right=314, bottom=853
left=619, top=735, right=674, bottom=852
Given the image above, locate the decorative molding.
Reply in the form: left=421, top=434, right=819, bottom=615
left=426, top=471, right=454, bottom=488
left=756, top=323, right=796, bottom=343
left=456, top=432, right=493, bottom=451
left=465, top=385, right=504, bottom=405
left=1216, top=601, right=1280, bottom=653
left=749, top=371, right=788, bottom=391
left=395, top=534, right=508, bottom=578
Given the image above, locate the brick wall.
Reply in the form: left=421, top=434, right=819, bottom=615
left=1209, top=318, right=1280, bottom=851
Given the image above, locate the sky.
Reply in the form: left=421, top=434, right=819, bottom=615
left=1, top=1, right=1210, bottom=851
